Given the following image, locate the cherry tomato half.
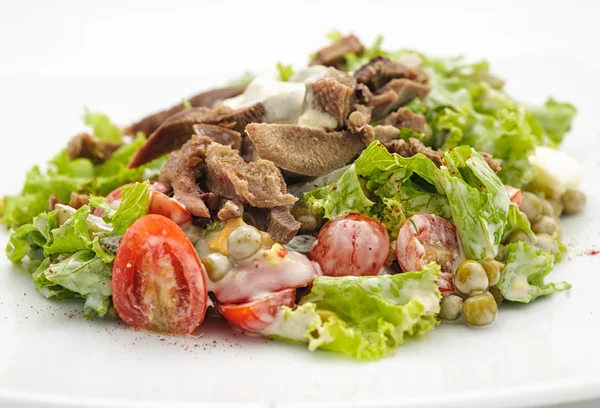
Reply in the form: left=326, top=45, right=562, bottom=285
left=218, top=289, right=296, bottom=333
left=396, top=214, right=463, bottom=274
left=505, top=185, right=522, bottom=206
left=310, top=213, right=390, bottom=277
left=113, top=214, right=207, bottom=334
left=93, top=182, right=191, bottom=227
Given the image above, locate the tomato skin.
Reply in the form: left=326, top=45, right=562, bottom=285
left=218, top=289, right=296, bottom=333
left=505, top=185, right=522, bottom=206
left=396, top=214, right=463, bottom=274
left=113, top=214, right=207, bottom=334
left=310, top=213, right=390, bottom=277
left=93, top=182, right=191, bottom=227
left=149, top=191, right=192, bottom=227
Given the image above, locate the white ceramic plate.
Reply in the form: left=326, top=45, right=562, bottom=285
left=2, top=2, right=600, bottom=407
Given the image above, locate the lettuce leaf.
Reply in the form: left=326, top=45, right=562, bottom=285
left=6, top=182, right=151, bottom=317
left=527, top=98, right=577, bottom=145
left=496, top=242, right=571, bottom=303
left=90, top=182, right=150, bottom=234
left=2, top=129, right=166, bottom=229
left=83, top=107, right=122, bottom=143
left=265, top=263, right=441, bottom=360
left=33, top=250, right=113, bottom=316
left=305, top=141, right=532, bottom=260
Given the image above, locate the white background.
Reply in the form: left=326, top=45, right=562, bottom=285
left=1, top=1, right=600, bottom=407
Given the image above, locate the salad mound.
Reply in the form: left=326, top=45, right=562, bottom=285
left=2, top=33, right=586, bottom=360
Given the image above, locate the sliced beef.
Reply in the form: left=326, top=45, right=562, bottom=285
left=217, top=200, right=244, bottom=221
left=192, top=123, right=242, bottom=151
left=68, top=192, right=90, bottom=210
left=129, top=104, right=266, bottom=168
left=373, top=125, right=401, bottom=143
left=382, top=107, right=427, bottom=133
left=385, top=138, right=443, bottom=166
left=480, top=152, right=503, bottom=173
left=159, top=135, right=211, bottom=218
left=245, top=123, right=366, bottom=177
left=123, top=85, right=246, bottom=137
left=371, top=79, right=431, bottom=120
left=386, top=138, right=503, bottom=173
left=266, top=206, right=301, bottom=244
left=204, top=142, right=297, bottom=208
left=354, top=56, right=429, bottom=91
left=48, top=194, right=64, bottom=211
left=310, top=68, right=357, bottom=126
left=67, top=133, right=122, bottom=164
left=310, top=34, right=364, bottom=68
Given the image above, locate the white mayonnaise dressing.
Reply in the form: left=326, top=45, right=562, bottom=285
left=194, top=222, right=318, bottom=304
left=222, top=65, right=337, bottom=130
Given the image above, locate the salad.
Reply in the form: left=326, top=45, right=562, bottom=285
left=2, top=33, right=587, bottom=361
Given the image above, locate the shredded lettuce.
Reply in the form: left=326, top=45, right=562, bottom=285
left=33, top=250, right=113, bottom=316
left=265, top=263, right=441, bottom=361
left=83, top=107, right=122, bottom=143
left=276, top=62, right=294, bottom=82
left=496, top=242, right=571, bottom=303
left=306, top=141, right=531, bottom=260
left=1, top=113, right=166, bottom=229
left=6, top=182, right=151, bottom=317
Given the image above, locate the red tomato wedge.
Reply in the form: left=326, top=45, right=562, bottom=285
left=396, top=214, right=463, bottom=274
left=218, top=289, right=296, bottom=333
left=505, top=185, right=522, bottom=206
left=310, top=213, right=389, bottom=277
left=113, top=214, right=207, bottom=334
left=149, top=191, right=192, bottom=227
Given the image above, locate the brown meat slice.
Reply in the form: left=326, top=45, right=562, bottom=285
left=128, top=103, right=266, bottom=168
left=382, top=107, right=427, bottom=133
left=266, top=206, right=301, bottom=244
left=217, top=200, right=244, bottom=221
left=371, top=79, right=431, bottom=120
left=385, top=138, right=443, bottom=166
left=373, top=125, right=401, bottom=143
left=355, top=56, right=429, bottom=91
left=123, top=86, right=246, bottom=137
left=310, top=34, right=364, bottom=68
left=386, top=138, right=502, bottom=173
left=159, top=135, right=212, bottom=218
left=204, top=142, right=297, bottom=208
left=311, top=68, right=357, bottom=126
left=67, top=133, right=123, bottom=164
left=480, top=152, right=503, bottom=173
left=245, top=123, right=366, bottom=177
left=192, top=124, right=242, bottom=151
left=68, top=192, right=90, bottom=210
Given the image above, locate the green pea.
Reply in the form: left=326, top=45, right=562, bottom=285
left=535, top=233, right=558, bottom=255
left=455, top=260, right=489, bottom=296
left=520, top=192, right=543, bottom=223
left=463, top=292, right=498, bottom=327
left=562, top=189, right=586, bottom=215
left=488, top=286, right=504, bottom=305
left=532, top=216, right=559, bottom=235
left=504, top=230, right=533, bottom=245
left=480, top=258, right=503, bottom=287
left=440, top=295, right=463, bottom=321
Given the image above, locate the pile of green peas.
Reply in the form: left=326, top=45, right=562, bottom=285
left=439, top=259, right=504, bottom=326
left=440, top=187, right=586, bottom=327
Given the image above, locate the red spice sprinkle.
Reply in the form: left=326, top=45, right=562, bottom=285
left=585, top=249, right=600, bottom=256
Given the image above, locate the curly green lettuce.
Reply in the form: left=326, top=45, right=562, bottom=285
left=1, top=111, right=166, bottom=229
left=6, top=182, right=151, bottom=316
left=306, top=141, right=531, bottom=260
left=496, top=241, right=571, bottom=303
left=265, top=263, right=441, bottom=361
